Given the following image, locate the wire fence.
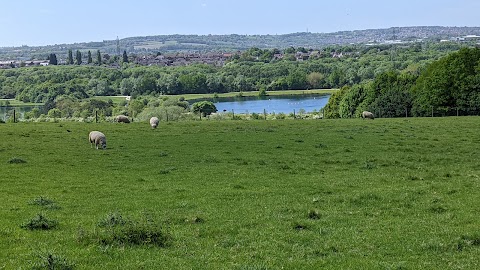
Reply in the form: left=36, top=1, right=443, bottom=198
left=4, top=106, right=480, bottom=123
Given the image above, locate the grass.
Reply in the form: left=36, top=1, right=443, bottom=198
left=0, top=99, right=44, bottom=106
left=1, top=117, right=480, bottom=268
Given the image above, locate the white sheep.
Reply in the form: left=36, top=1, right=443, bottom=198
left=362, top=111, right=375, bottom=120
left=89, top=131, right=107, bottom=150
left=150, top=117, right=159, bottom=129
left=115, top=115, right=130, bottom=123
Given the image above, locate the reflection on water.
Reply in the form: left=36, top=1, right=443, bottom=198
left=0, top=106, right=42, bottom=121
left=209, top=94, right=330, bottom=114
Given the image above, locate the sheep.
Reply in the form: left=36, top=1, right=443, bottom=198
left=115, top=115, right=130, bottom=123
left=362, top=111, right=375, bottom=120
left=89, top=131, right=107, bottom=150
left=150, top=117, right=159, bottom=129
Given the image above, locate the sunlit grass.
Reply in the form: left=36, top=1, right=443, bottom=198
left=1, top=117, right=479, bottom=268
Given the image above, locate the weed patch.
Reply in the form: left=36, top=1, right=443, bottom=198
left=7, top=157, right=26, bottom=164
left=293, top=221, right=309, bottom=231
left=429, top=205, right=448, bottom=214
left=28, top=196, right=60, bottom=209
left=314, top=143, right=327, bottom=149
left=21, top=213, right=58, bottom=230
left=159, top=167, right=176, bottom=174
left=453, top=234, right=480, bottom=251
left=30, top=251, right=75, bottom=270
left=362, top=160, right=376, bottom=170
left=81, top=212, right=171, bottom=247
left=307, top=209, right=321, bottom=220
left=158, top=151, right=169, bottom=157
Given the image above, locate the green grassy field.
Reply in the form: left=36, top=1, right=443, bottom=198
left=0, top=99, right=44, bottom=107
left=1, top=117, right=479, bottom=269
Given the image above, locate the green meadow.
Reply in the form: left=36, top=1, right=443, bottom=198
left=1, top=117, right=480, bottom=269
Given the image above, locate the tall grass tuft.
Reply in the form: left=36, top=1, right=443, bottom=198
left=83, top=212, right=171, bottom=247
left=307, top=209, right=321, bottom=220
left=21, top=213, right=58, bottom=230
left=453, top=233, right=480, bottom=251
left=30, top=251, right=75, bottom=270
left=7, top=157, right=26, bottom=164
left=29, top=196, right=55, bottom=206
left=29, top=196, right=61, bottom=210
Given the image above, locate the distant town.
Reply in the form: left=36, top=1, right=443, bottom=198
left=1, top=26, right=479, bottom=69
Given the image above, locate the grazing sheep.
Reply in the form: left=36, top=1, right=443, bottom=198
left=89, top=131, right=107, bottom=150
left=115, top=115, right=130, bottom=123
left=362, top=111, right=375, bottom=120
left=150, top=117, right=159, bottom=129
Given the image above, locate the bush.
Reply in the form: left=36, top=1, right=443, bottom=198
left=191, top=101, right=217, bottom=116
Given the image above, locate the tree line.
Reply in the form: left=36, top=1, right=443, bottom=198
left=323, top=47, right=480, bottom=118
left=0, top=42, right=463, bottom=105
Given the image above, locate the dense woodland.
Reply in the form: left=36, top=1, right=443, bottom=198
left=324, top=46, right=480, bottom=117
left=0, top=41, right=479, bottom=120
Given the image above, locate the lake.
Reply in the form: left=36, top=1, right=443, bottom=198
left=0, top=106, right=40, bottom=121
left=210, top=94, right=330, bottom=114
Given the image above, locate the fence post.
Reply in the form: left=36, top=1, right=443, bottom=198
left=13, top=109, right=16, bottom=123
left=431, top=106, right=434, bottom=117
left=166, top=108, right=169, bottom=122
left=95, top=110, right=98, bottom=123
left=264, top=109, right=266, bottom=120
left=293, top=109, right=296, bottom=119
left=457, top=107, right=459, bottom=117
left=405, top=108, right=408, bottom=118
left=232, top=109, right=234, bottom=120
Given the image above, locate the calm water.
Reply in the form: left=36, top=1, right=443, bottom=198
left=212, top=94, right=330, bottom=114
left=0, top=106, right=40, bottom=121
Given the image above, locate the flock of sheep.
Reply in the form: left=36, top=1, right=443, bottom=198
left=90, top=112, right=373, bottom=150
left=89, top=115, right=159, bottom=150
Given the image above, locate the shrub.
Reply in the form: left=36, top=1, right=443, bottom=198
left=191, top=101, right=217, bottom=116
left=21, top=213, right=58, bottom=230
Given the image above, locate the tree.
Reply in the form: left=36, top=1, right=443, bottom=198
left=48, top=53, right=58, bottom=65
left=87, top=51, right=93, bottom=64
left=67, top=49, right=74, bottom=65
left=75, top=50, right=82, bottom=65
left=191, top=101, right=217, bottom=116
left=96, top=50, right=102, bottom=65
left=307, top=72, right=324, bottom=89
left=122, top=50, right=128, bottom=63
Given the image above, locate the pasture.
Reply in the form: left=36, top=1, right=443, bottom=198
left=1, top=117, right=479, bottom=269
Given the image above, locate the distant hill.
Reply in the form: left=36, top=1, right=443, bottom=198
left=1, top=26, right=479, bottom=60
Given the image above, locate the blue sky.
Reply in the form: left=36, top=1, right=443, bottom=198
left=1, top=0, right=479, bottom=47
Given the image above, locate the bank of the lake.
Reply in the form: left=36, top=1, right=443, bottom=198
left=180, top=89, right=338, bottom=101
